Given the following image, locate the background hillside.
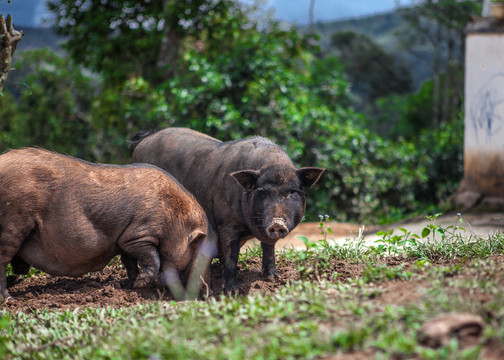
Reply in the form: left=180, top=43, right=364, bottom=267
left=312, top=12, right=434, bottom=88
left=12, top=10, right=435, bottom=90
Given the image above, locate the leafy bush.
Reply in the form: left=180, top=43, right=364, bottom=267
left=2, top=47, right=463, bottom=222
left=0, top=1, right=465, bottom=223
left=2, top=49, right=95, bottom=159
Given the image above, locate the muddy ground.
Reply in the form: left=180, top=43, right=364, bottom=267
left=5, top=251, right=491, bottom=314
left=1, top=221, right=363, bottom=312
left=1, top=218, right=502, bottom=313
left=3, top=251, right=423, bottom=312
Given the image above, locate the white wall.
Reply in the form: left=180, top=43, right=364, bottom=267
left=463, top=33, right=504, bottom=195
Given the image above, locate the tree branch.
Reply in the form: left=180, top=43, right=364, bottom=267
left=0, top=14, right=24, bottom=93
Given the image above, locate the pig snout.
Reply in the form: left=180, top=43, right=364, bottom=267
left=266, top=218, right=289, bottom=240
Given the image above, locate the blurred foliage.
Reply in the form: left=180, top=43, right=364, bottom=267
left=1, top=49, right=95, bottom=158
left=329, top=31, right=413, bottom=102
left=396, top=0, right=481, bottom=127
left=364, top=65, right=464, bottom=140
left=0, top=0, right=468, bottom=223
left=323, top=0, right=480, bottom=138
left=0, top=91, right=18, bottom=149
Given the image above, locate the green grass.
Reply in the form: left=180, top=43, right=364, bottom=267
left=3, top=262, right=503, bottom=360
left=1, top=215, right=504, bottom=359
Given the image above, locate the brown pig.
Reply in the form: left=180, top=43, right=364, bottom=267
left=130, top=128, right=324, bottom=293
left=0, top=147, right=211, bottom=299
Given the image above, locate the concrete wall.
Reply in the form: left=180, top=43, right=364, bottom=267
left=464, top=33, right=504, bottom=195
left=453, top=20, right=504, bottom=210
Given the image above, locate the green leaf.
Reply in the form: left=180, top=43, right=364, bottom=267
left=298, top=236, right=310, bottom=244
left=421, top=228, right=431, bottom=238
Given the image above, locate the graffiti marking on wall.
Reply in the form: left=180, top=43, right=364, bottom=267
left=470, top=72, right=504, bottom=146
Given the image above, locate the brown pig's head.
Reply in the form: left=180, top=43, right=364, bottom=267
left=159, top=209, right=216, bottom=295
left=231, top=165, right=324, bottom=245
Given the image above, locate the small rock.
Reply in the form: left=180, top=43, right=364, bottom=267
left=418, top=313, right=484, bottom=349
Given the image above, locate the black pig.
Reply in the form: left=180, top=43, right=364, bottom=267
left=131, top=128, right=324, bottom=293
left=0, top=148, right=210, bottom=299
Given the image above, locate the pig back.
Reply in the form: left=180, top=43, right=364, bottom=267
left=0, top=148, right=163, bottom=222
left=131, top=128, right=296, bottom=226
left=0, top=148, right=197, bottom=276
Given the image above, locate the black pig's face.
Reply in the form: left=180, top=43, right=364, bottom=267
left=231, top=166, right=324, bottom=245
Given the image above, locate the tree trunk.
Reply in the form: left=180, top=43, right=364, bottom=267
left=442, top=32, right=455, bottom=124
left=309, top=0, right=316, bottom=29
left=0, top=15, right=24, bottom=93
left=155, top=0, right=180, bottom=81
left=431, top=21, right=443, bottom=128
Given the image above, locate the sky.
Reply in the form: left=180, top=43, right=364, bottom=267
left=267, top=0, right=414, bottom=24
left=0, top=0, right=47, bottom=27
left=0, top=0, right=415, bottom=27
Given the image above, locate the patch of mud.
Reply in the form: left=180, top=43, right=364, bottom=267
left=2, top=220, right=503, bottom=314
left=0, top=221, right=368, bottom=312
left=0, top=256, right=412, bottom=312
left=2, top=254, right=369, bottom=312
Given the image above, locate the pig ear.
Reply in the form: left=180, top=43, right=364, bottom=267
left=189, top=230, right=206, bottom=244
left=297, top=167, right=325, bottom=188
left=231, top=170, right=260, bottom=190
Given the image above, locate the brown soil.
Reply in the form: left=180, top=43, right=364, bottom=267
left=2, top=253, right=368, bottom=312
left=0, top=221, right=363, bottom=312
left=4, top=253, right=483, bottom=314
left=0, top=221, right=501, bottom=314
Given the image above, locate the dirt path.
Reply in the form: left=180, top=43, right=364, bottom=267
left=269, top=212, right=504, bottom=250
left=2, top=212, right=503, bottom=312
left=245, top=221, right=368, bottom=251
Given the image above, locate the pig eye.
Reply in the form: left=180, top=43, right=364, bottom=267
left=255, top=187, right=269, bottom=198
left=287, top=189, right=301, bottom=197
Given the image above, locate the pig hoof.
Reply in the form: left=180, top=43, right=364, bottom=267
left=224, top=289, right=239, bottom=297
left=263, top=269, right=280, bottom=281
left=222, top=285, right=239, bottom=296
left=133, top=278, right=151, bottom=289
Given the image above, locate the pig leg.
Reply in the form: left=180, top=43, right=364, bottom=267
left=119, top=238, right=160, bottom=288
left=261, top=243, right=279, bottom=280
left=0, top=266, right=10, bottom=299
left=11, top=255, right=30, bottom=275
left=132, top=247, right=160, bottom=288
left=0, top=251, right=21, bottom=298
left=0, top=226, right=30, bottom=299
left=221, top=233, right=241, bottom=294
left=120, top=252, right=139, bottom=283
